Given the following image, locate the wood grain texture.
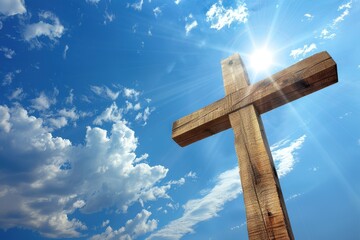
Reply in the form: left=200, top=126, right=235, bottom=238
left=172, top=51, right=337, bottom=147
left=229, top=106, right=293, bottom=240
left=223, top=54, right=294, bottom=240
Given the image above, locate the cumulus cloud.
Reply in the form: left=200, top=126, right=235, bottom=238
left=148, top=135, right=306, bottom=239
left=0, top=106, right=11, bottom=133
left=31, top=91, right=57, bottom=111
left=59, top=108, right=79, bottom=121
left=0, top=103, right=169, bottom=237
left=47, top=107, right=80, bottom=130
left=126, top=101, right=141, bottom=112
left=123, top=87, right=140, bottom=100
left=91, top=209, right=157, bottom=240
left=174, top=0, right=181, bottom=5
left=206, top=1, right=248, bottom=30
left=23, top=11, right=65, bottom=47
left=290, top=43, right=317, bottom=59
left=93, top=102, right=123, bottom=125
left=91, top=85, right=120, bottom=100
left=8, top=87, right=25, bottom=101
left=135, top=107, right=154, bottom=125
left=0, top=47, right=15, bottom=59
left=0, top=0, right=26, bottom=16
left=48, top=116, right=68, bottom=129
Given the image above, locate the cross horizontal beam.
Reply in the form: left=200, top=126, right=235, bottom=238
left=172, top=51, right=337, bottom=147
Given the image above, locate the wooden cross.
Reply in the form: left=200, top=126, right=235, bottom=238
left=172, top=51, right=338, bottom=239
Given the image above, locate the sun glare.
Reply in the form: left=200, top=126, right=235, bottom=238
left=250, top=48, right=273, bottom=73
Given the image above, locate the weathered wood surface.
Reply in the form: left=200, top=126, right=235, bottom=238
left=230, top=106, right=293, bottom=239
left=172, top=51, right=337, bottom=147
left=223, top=53, right=294, bottom=239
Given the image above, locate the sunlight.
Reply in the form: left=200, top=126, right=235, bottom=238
left=250, top=48, right=274, bottom=73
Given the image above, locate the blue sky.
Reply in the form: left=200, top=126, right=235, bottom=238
left=0, top=0, right=359, bottom=239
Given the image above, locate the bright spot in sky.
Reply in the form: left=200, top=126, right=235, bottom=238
left=250, top=48, right=273, bottom=72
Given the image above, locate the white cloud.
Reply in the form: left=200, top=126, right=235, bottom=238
left=174, top=0, right=181, bottom=5
left=59, top=108, right=79, bottom=121
left=135, top=107, right=154, bottom=125
left=2, top=70, right=21, bottom=86
left=230, top=222, right=246, bottom=230
left=185, top=20, right=198, bottom=36
left=65, top=89, right=74, bottom=105
left=63, top=44, right=69, bottom=59
left=91, top=210, right=157, bottom=240
left=102, top=219, right=110, bottom=228
left=320, top=28, right=336, bottom=39
left=134, top=103, right=141, bottom=111
left=147, top=167, right=242, bottom=240
left=86, top=0, right=101, bottom=4
left=333, top=0, right=351, bottom=26
left=290, top=43, right=317, bottom=59
left=0, top=47, right=15, bottom=59
left=166, top=202, right=179, bottom=210
left=0, top=0, right=26, bottom=16
left=48, top=116, right=68, bottom=129
left=185, top=171, right=197, bottom=179
left=31, top=91, right=56, bottom=111
left=104, top=10, right=115, bottom=25
left=167, top=178, right=185, bottom=186
left=303, top=13, right=314, bottom=21
left=153, top=7, right=161, bottom=17
left=0, top=103, right=169, bottom=237
left=271, top=135, right=306, bottom=177
left=93, top=102, right=123, bottom=125
left=8, top=87, right=25, bottom=101
left=91, top=85, right=120, bottom=100
left=0, top=105, right=11, bottom=133
left=338, top=1, right=352, bottom=11
left=132, top=0, right=144, bottom=11
left=124, top=87, right=140, bottom=100
left=319, top=1, right=352, bottom=40
left=149, top=135, right=306, bottom=239
left=23, top=11, right=65, bottom=47
left=126, top=101, right=141, bottom=112
left=206, top=1, right=248, bottom=30
left=286, top=193, right=302, bottom=201
left=135, top=153, right=149, bottom=163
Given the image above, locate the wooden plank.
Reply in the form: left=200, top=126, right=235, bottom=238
left=223, top=54, right=294, bottom=239
left=172, top=51, right=337, bottom=147
left=229, top=105, right=293, bottom=239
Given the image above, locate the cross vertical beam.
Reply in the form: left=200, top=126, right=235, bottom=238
left=223, top=54, right=293, bottom=239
